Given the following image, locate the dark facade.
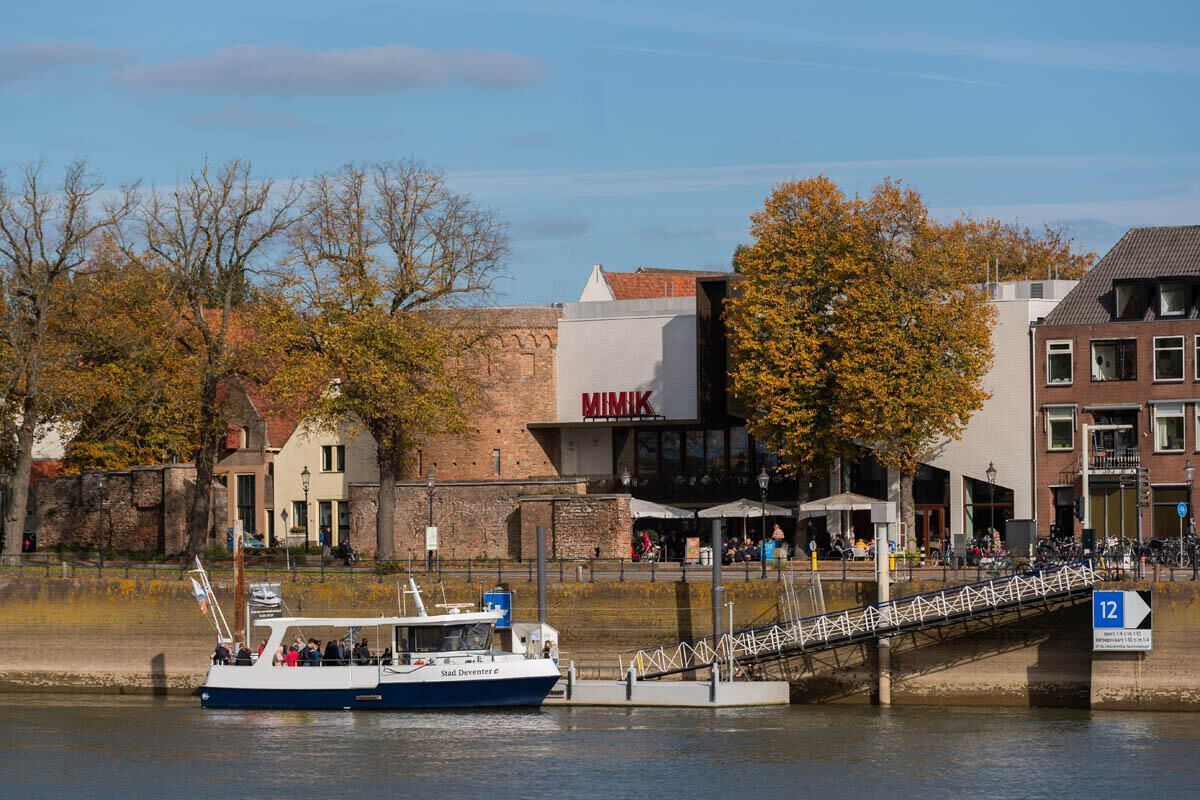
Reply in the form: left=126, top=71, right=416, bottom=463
left=1033, top=226, right=1200, bottom=541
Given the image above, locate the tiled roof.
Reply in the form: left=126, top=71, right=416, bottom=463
left=602, top=267, right=729, bottom=300
left=1042, top=226, right=1200, bottom=326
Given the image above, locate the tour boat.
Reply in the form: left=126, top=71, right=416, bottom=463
left=198, top=578, right=561, bottom=710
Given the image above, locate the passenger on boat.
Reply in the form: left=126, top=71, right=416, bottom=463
left=272, top=646, right=285, bottom=666
left=379, top=647, right=392, bottom=666
left=234, top=645, right=253, bottom=666
left=323, top=640, right=340, bottom=666
left=258, top=639, right=268, bottom=657
left=283, top=645, right=301, bottom=667
left=352, top=639, right=371, bottom=665
left=306, top=639, right=322, bottom=666
left=212, top=641, right=231, bottom=665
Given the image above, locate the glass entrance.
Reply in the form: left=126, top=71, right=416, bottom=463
left=914, top=505, right=948, bottom=556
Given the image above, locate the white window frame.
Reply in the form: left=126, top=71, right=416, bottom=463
left=1154, top=335, right=1185, bottom=382
left=1046, top=340, right=1073, bottom=385
left=1155, top=403, right=1186, bottom=453
left=1160, top=283, right=1186, bottom=317
left=1046, top=406, right=1075, bottom=451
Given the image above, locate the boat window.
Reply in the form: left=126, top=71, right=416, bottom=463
left=410, top=626, right=444, bottom=653
left=461, top=622, right=494, bottom=650
left=439, top=625, right=465, bottom=651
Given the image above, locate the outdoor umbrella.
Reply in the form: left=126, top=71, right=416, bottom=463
left=629, top=498, right=694, bottom=520
left=696, top=498, right=792, bottom=518
left=797, top=492, right=880, bottom=514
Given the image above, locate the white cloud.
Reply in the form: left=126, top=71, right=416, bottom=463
left=0, top=42, right=133, bottom=85
left=111, top=44, right=547, bottom=95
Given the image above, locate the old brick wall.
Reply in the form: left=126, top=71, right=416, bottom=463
left=35, top=465, right=227, bottom=554
left=349, top=479, right=631, bottom=560
left=518, top=494, right=632, bottom=559
left=405, top=307, right=562, bottom=483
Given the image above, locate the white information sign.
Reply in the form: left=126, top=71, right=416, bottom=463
left=1093, top=590, right=1152, bottom=651
left=425, top=526, right=439, bottom=552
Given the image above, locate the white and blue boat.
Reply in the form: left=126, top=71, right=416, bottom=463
left=199, top=580, right=561, bottom=710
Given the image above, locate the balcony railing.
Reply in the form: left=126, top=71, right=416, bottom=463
left=1088, top=448, right=1140, bottom=471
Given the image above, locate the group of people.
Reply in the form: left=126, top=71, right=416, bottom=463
left=213, top=635, right=388, bottom=667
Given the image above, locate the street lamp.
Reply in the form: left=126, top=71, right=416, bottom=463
left=427, top=470, right=436, bottom=571
left=620, top=466, right=631, bottom=490
left=1184, top=461, right=1194, bottom=563
left=97, top=473, right=106, bottom=572
left=300, top=464, right=311, bottom=549
left=985, top=461, right=997, bottom=546
left=758, top=467, right=769, bottom=578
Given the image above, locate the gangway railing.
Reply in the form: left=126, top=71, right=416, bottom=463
left=620, top=561, right=1097, bottom=679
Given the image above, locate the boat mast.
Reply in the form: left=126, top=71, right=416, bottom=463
left=405, top=578, right=428, bottom=617
left=190, top=557, right=234, bottom=644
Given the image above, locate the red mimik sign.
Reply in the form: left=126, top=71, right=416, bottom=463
left=582, top=391, right=654, bottom=418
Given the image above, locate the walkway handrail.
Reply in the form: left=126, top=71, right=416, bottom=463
left=619, top=561, right=1097, bottom=679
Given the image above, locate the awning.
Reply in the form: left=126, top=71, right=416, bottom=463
left=798, top=492, right=881, bottom=513
left=629, top=498, right=694, bottom=519
left=697, top=498, right=792, bottom=518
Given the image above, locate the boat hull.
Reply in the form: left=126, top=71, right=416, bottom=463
left=199, top=674, right=559, bottom=710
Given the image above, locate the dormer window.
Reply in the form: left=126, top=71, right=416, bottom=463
left=1114, top=283, right=1144, bottom=320
left=1159, top=283, right=1186, bottom=317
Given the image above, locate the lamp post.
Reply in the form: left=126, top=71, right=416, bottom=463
left=426, top=470, right=435, bottom=571
left=985, top=461, right=997, bottom=546
left=300, top=464, right=311, bottom=552
left=758, top=467, right=769, bottom=578
left=1184, top=461, right=1194, bottom=565
left=97, top=473, right=106, bottom=572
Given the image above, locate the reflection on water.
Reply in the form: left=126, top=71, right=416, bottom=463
left=2, top=695, right=1200, bottom=799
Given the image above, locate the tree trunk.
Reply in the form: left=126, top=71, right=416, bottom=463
left=3, top=389, right=39, bottom=556
left=375, top=448, right=397, bottom=561
left=900, top=471, right=916, bottom=554
left=186, top=382, right=220, bottom=559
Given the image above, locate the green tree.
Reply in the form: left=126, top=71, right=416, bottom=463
left=259, top=160, right=506, bottom=560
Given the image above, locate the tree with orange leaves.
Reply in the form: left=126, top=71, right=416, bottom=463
left=727, top=177, right=994, bottom=542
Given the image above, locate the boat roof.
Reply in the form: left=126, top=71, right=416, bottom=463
left=254, top=610, right=502, bottom=630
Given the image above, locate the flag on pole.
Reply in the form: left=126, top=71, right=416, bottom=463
left=190, top=577, right=208, bottom=615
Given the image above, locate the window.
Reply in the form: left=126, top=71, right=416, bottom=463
left=492, top=449, right=501, bottom=477
left=636, top=431, right=658, bottom=476
left=321, top=444, right=345, bottom=472
left=685, top=430, right=705, bottom=477
left=705, top=429, right=726, bottom=475
left=318, top=500, right=332, bottom=544
left=1115, top=283, right=1144, bottom=320
left=1092, top=412, right=1137, bottom=453
left=1154, top=336, right=1185, bottom=381
left=1152, top=486, right=1189, bottom=538
left=1047, top=340, right=1073, bottom=384
left=292, top=501, right=308, bottom=536
left=1046, top=407, right=1074, bottom=450
left=236, top=474, right=256, bottom=534
left=1160, top=283, right=1186, bottom=317
left=1155, top=403, right=1185, bottom=452
left=1091, top=339, right=1137, bottom=381
left=336, top=500, right=349, bottom=546
left=239, top=426, right=250, bottom=448
left=729, top=426, right=750, bottom=474
left=660, top=431, right=681, bottom=479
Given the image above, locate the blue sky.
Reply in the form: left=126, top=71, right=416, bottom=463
left=3, top=0, right=1199, bottom=302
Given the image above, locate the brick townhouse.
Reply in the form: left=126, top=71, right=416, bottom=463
left=1033, top=226, right=1200, bottom=542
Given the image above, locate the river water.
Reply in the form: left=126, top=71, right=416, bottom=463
left=2, top=694, right=1198, bottom=798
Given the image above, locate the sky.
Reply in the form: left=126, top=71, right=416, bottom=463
left=3, top=0, right=1200, bottom=303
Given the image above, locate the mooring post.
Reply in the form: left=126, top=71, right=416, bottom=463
left=712, top=519, right=723, bottom=640
left=872, top=502, right=895, bottom=707
left=536, top=525, right=547, bottom=625
left=567, top=661, right=575, bottom=701
left=626, top=665, right=635, bottom=701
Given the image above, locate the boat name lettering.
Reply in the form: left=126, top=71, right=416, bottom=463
left=441, top=667, right=502, bottom=677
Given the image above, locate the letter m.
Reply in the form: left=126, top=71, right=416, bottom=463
left=607, top=392, right=627, bottom=416
left=582, top=393, right=601, bottom=417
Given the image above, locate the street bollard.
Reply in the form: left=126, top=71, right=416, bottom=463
left=575, top=564, right=583, bottom=582
left=589, top=558, right=594, bottom=583
left=559, top=559, right=564, bottom=583
left=744, top=558, right=749, bottom=582
left=651, top=560, right=656, bottom=583
left=125, top=557, right=130, bottom=579
left=620, top=558, right=625, bottom=582
left=498, top=559, right=503, bottom=584
left=467, top=558, right=472, bottom=582
left=321, top=554, right=325, bottom=582
left=528, top=561, right=532, bottom=584
left=681, top=560, right=687, bottom=583
left=841, top=556, right=846, bottom=582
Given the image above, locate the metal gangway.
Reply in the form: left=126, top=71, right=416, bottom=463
left=620, top=560, right=1098, bottom=680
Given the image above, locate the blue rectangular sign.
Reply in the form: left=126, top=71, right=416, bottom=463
left=762, top=541, right=775, bottom=561
left=1093, top=590, right=1124, bottom=629
left=483, top=590, right=512, bottom=629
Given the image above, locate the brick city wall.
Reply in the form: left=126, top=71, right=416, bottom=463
left=35, top=466, right=227, bottom=554
left=519, top=494, right=632, bottom=559
left=1033, top=319, right=1200, bottom=538
left=348, top=479, right=631, bottom=560
left=405, top=307, right=562, bottom=483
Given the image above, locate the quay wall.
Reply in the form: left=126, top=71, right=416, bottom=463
left=0, top=571, right=1197, bottom=710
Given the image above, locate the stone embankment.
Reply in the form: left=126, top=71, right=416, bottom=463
left=1, top=570, right=1196, bottom=710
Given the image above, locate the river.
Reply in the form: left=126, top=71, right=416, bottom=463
left=2, top=694, right=1197, bottom=798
